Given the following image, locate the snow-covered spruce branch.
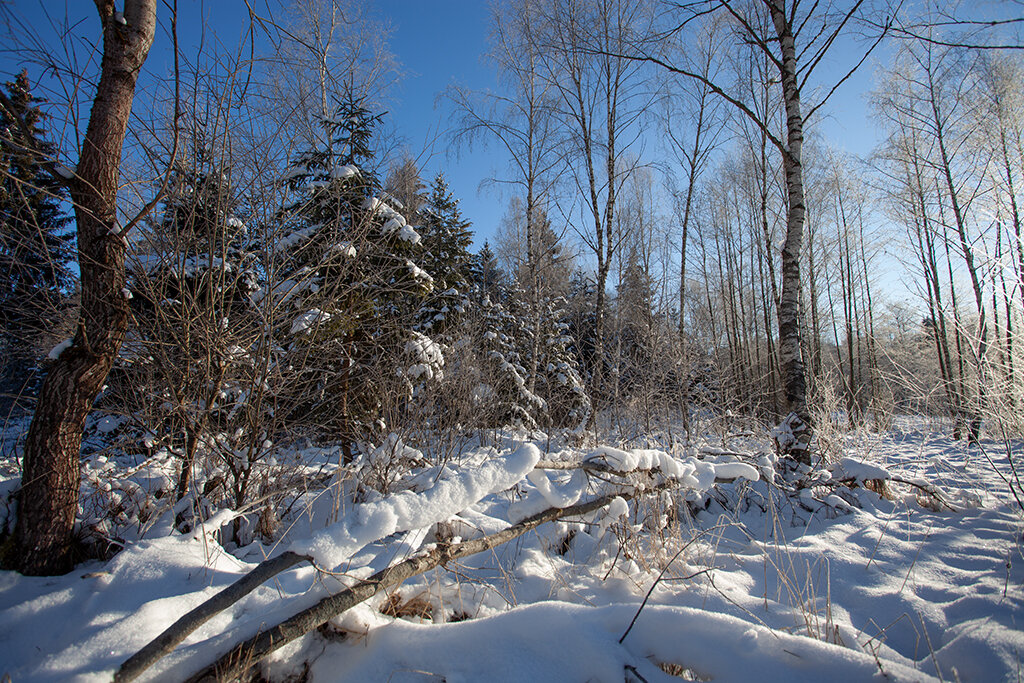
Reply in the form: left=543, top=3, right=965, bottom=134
left=181, top=481, right=687, bottom=683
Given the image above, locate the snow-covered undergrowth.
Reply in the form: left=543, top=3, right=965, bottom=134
left=0, top=417, right=1022, bottom=682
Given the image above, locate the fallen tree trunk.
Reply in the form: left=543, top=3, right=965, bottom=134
left=180, top=486, right=658, bottom=682
left=120, top=451, right=742, bottom=683
left=114, top=551, right=309, bottom=682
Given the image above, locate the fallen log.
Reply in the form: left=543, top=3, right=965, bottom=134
left=118, top=446, right=544, bottom=682
left=119, top=451, right=741, bottom=682
left=182, top=487, right=658, bottom=682
left=114, top=550, right=309, bottom=682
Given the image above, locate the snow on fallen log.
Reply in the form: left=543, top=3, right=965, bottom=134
left=180, top=457, right=760, bottom=681
left=289, top=442, right=540, bottom=570
left=181, top=483, right=678, bottom=682
left=538, top=446, right=759, bottom=487
left=120, top=442, right=759, bottom=682
left=116, top=444, right=540, bottom=683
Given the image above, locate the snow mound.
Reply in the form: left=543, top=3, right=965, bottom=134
left=832, top=456, right=891, bottom=482
left=308, top=601, right=933, bottom=682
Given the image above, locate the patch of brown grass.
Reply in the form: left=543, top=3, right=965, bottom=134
left=379, top=591, right=434, bottom=620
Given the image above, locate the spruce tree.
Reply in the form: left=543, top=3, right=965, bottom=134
left=268, top=94, right=434, bottom=459
left=533, top=296, right=590, bottom=429
left=415, top=173, right=474, bottom=335
left=615, top=246, right=657, bottom=396
left=474, top=241, right=506, bottom=303
left=476, top=290, right=545, bottom=429
left=0, top=70, right=74, bottom=393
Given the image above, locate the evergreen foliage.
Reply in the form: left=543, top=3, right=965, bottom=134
left=415, top=173, right=475, bottom=335
left=474, top=241, right=505, bottom=303
left=475, top=291, right=545, bottom=429
left=0, top=71, right=74, bottom=385
left=532, top=295, right=590, bottom=429
left=615, top=246, right=657, bottom=394
left=122, top=153, right=260, bottom=445
left=267, top=94, right=435, bottom=453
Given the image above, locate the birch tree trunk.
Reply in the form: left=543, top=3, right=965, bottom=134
left=768, top=0, right=811, bottom=460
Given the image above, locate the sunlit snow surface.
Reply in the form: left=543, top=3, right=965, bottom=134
left=0, top=417, right=1021, bottom=682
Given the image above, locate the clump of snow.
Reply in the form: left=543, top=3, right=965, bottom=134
left=274, top=225, right=320, bottom=253
left=405, top=259, right=433, bottom=287
left=525, top=468, right=587, bottom=508
left=367, top=434, right=423, bottom=470
left=581, top=446, right=753, bottom=487
left=226, top=216, right=246, bottom=234
left=289, top=443, right=541, bottom=569
left=712, top=461, right=760, bottom=481
left=832, top=456, right=891, bottom=483
left=289, top=308, right=331, bottom=336
left=330, top=164, right=358, bottom=180
left=363, top=196, right=422, bottom=244
left=47, top=338, right=73, bottom=360
left=305, top=601, right=932, bottom=683
left=405, top=331, right=444, bottom=381
left=330, top=241, right=357, bottom=258
left=599, top=496, right=629, bottom=532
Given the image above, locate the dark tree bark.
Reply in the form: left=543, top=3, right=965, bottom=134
left=13, top=0, right=157, bottom=575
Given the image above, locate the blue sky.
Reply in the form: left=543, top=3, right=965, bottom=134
left=2, top=0, right=507, bottom=242
left=2, top=0, right=884, bottom=252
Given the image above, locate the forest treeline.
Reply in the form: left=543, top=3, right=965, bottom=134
left=1, top=0, right=1021, bottom=574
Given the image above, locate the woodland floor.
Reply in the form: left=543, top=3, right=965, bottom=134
left=0, top=415, right=1021, bottom=682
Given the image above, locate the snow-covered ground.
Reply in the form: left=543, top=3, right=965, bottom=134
left=0, top=418, right=1021, bottom=682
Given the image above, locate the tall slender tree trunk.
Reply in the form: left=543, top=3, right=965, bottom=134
left=13, top=0, right=157, bottom=575
left=930, top=79, right=988, bottom=443
left=769, top=1, right=810, bottom=461
left=806, top=213, right=822, bottom=382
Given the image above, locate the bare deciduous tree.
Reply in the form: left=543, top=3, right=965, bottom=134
left=13, top=0, right=158, bottom=575
left=630, top=0, right=887, bottom=460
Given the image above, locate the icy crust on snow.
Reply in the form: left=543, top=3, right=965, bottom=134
left=289, top=443, right=542, bottom=569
